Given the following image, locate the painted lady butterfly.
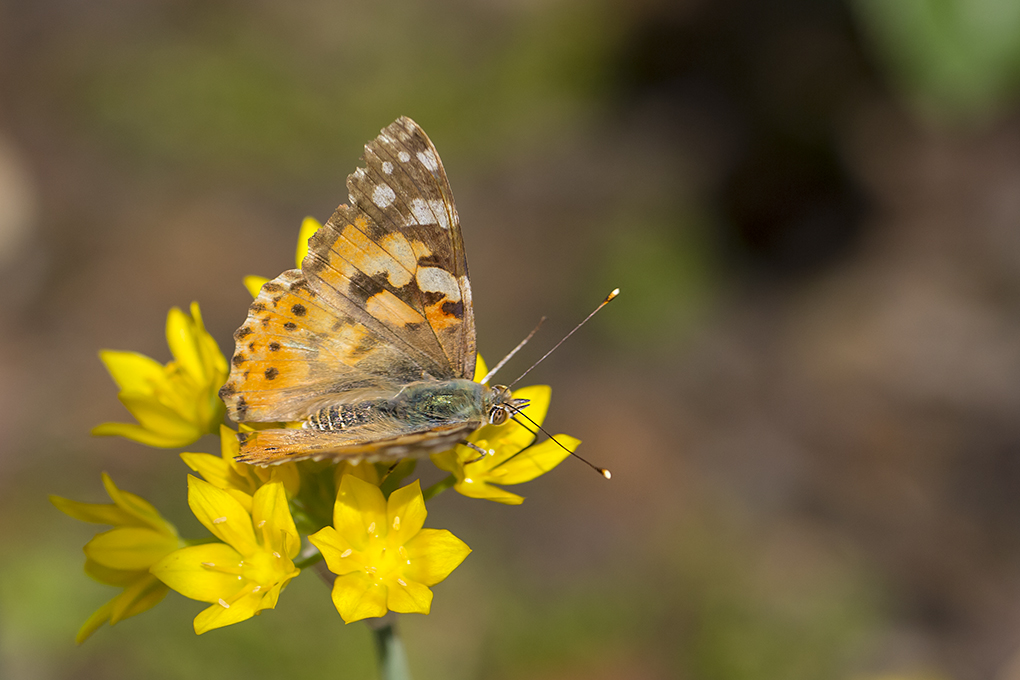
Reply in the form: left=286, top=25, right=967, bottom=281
left=219, top=117, right=528, bottom=466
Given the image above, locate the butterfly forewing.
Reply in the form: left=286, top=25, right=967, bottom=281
left=220, top=117, right=479, bottom=449
left=346, top=117, right=475, bottom=380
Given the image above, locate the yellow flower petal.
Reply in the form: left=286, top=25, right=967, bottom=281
left=109, top=573, right=168, bottom=624
left=251, top=481, right=299, bottom=558
left=386, top=578, right=433, bottom=615
left=76, top=600, right=114, bottom=644
left=453, top=480, right=525, bottom=505
left=243, top=275, right=269, bottom=298
left=295, top=216, right=321, bottom=268
left=84, top=558, right=145, bottom=587
left=333, top=475, right=386, bottom=550
left=187, top=476, right=257, bottom=554
left=98, top=350, right=164, bottom=394
left=50, top=496, right=137, bottom=527
left=308, top=526, right=360, bottom=577
left=473, top=354, right=488, bottom=383
left=386, top=480, right=426, bottom=545
left=91, top=421, right=197, bottom=448
left=151, top=543, right=245, bottom=603
left=492, top=436, right=578, bottom=485
left=113, top=393, right=200, bottom=442
left=255, top=580, right=288, bottom=612
left=166, top=305, right=206, bottom=383
left=332, top=460, right=380, bottom=487
left=193, top=590, right=261, bottom=634
left=85, top=527, right=180, bottom=570
left=101, top=472, right=178, bottom=536
left=404, top=529, right=471, bottom=587
left=181, top=452, right=239, bottom=490
left=331, top=571, right=388, bottom=624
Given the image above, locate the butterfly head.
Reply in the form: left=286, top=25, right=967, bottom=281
left=486, top=384, right=528, bottom=425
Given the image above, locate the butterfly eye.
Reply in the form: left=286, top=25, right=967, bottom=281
left=489, top=407, right=508, bottom=425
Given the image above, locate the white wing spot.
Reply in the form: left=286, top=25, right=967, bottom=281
left=382, top=161, right=393, bottom=175
left=405, top=199, right=450, bottom=230
left=398, top=151, right=411, bottom=162
left=372, top=183, right=396, bottom=208
left=417, top=150, right=438, bottom=172
left=417, top=267, right=461, bottom=301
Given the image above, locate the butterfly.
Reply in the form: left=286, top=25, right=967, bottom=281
left=219, top=117, right=528, bottom=466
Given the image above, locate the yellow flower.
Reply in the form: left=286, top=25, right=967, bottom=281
left=309, top=476, right=471, bottom=624
left=431, top=385, right=579, bottom=505
left=92, top=302, right=227, bottom=448
left=181, top=425, right=300, bottom=511
left=151, top=476, right=300, bottom=634
left=243, top=216, right=322, bottom=297
left=50, top=473, right=182, bottom=643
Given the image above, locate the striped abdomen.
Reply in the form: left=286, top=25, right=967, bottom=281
left=305, top=402, right=380, bottom=431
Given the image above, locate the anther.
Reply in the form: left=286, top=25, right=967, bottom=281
left=213, top=516, right=227, bottom=524
left=341, top=549, right=353, bottom=558
left=392, top=516, right=401, bottom=530
left=367, top=522, right=376, bottom=534
left=218, top=598, right=230, bottom=608
left=396, top=578, right=407, bottom=587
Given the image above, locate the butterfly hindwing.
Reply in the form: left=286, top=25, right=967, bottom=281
left=234, top=422, right=480, bottom=466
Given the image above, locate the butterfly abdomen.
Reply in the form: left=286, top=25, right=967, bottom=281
left=306, top=402, right=378, bottom=431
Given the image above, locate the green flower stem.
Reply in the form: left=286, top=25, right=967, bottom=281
left=422, top=474, right=455, bottom=501
left=368, top=615, right=412, bottom=680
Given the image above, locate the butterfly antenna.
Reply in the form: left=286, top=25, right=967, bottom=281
left=507, top=288, right=620, bottom=389
left=480, top=317, right=546, bottom=385
left=508, top=405, right=611, bottom=479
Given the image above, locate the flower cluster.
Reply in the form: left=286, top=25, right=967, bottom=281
left=56, top=217, right=582, bottom=641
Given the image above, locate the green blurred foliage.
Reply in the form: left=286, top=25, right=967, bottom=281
left=72, top=2, right=625, bottom=182
left=854, top=0, right=1020, bottom=125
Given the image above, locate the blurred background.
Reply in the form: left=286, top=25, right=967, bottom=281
left=3, top=0, right=1020, bottom=678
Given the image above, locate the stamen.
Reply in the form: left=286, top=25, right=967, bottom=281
left=257, top=520, right=266, bottom=528
left=202, top=562, right=215, bottom=567
left=273, top=551, right=281, bottom=558
left=392, top=516, right=401, bottom=530
left=398, top=546, right=408, bottom=560
left=213, top=516, right=227, bottom=524
left=252, top=585, right=261, bottom=593
left=341, top=549, right=353, bottom=558
left=218, top=598, right=230, bottom=608
left=396, top=578, right=407, bottom=587
left=367, top=522, right=376, bottom=534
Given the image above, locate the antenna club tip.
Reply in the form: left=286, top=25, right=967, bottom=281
left=605, top=288, right=620, bottom=302
left=599, top=468, right=612, bottom=480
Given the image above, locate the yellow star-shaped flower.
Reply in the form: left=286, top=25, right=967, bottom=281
left=50, top=473, right=182, bottom=643
left=92, top=302, right=227, bottom=448
left=151, top=476, right=300, bottom=634
left=309, top=475, right=471, bottom=624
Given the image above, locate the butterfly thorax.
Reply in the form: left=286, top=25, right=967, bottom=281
left=304, top=379, right=521, bottom=433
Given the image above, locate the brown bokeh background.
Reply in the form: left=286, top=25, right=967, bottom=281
left=4, top=1, right=1020, bottom=678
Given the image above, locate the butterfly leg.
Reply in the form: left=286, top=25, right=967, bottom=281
left=464, top=441, right=491, bottom=463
